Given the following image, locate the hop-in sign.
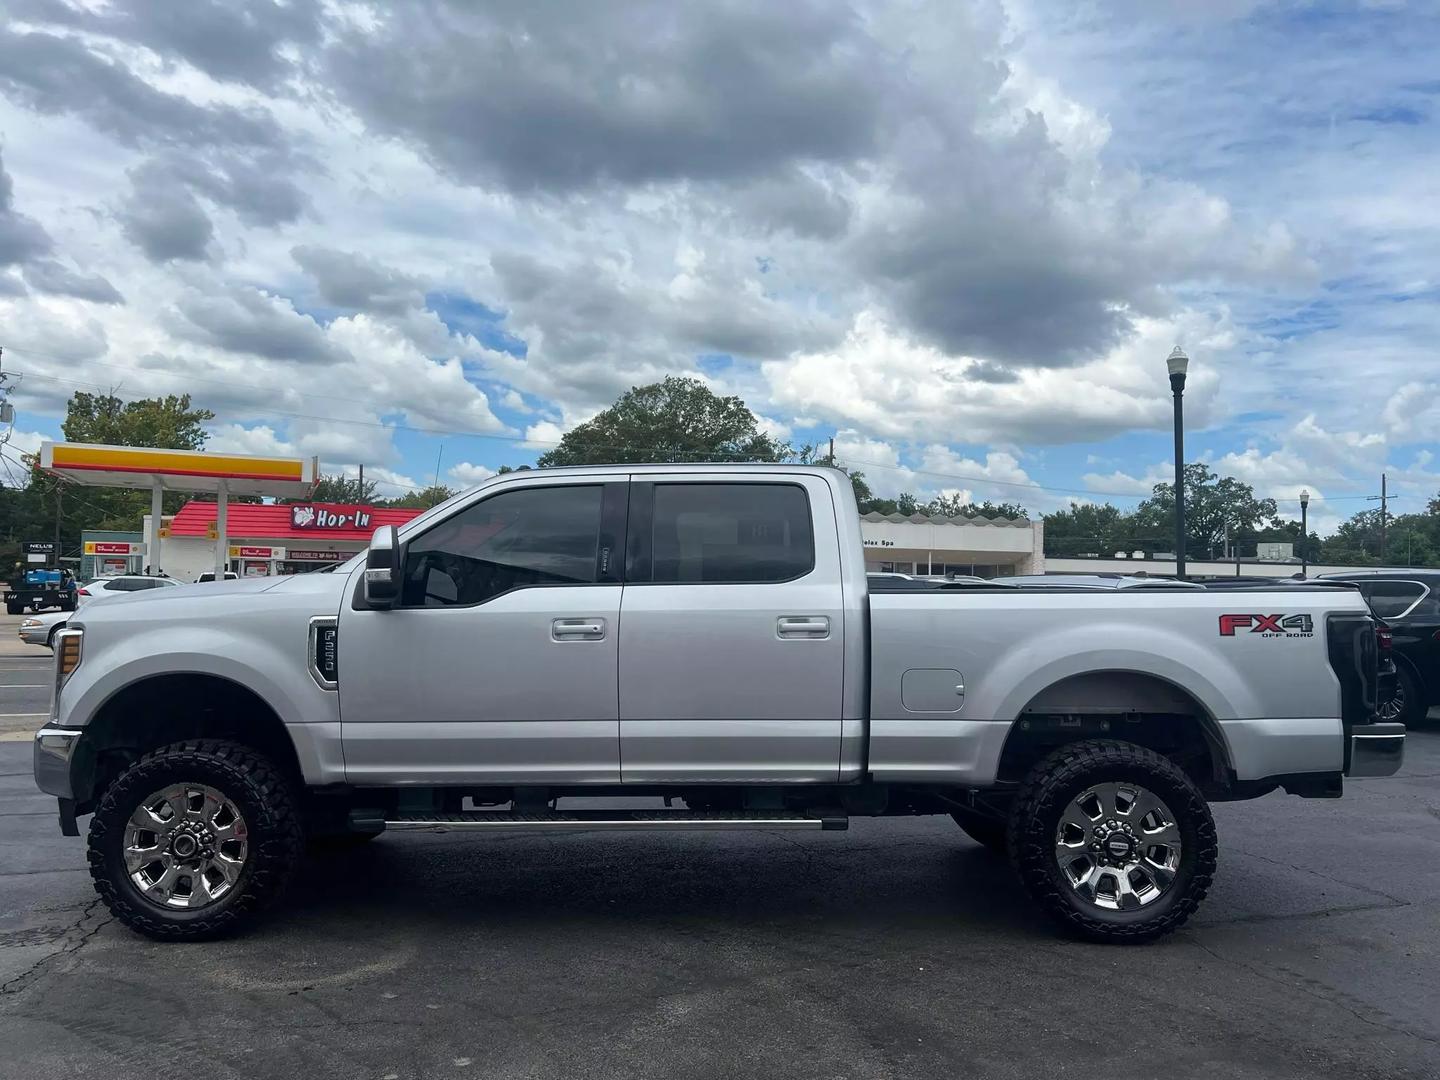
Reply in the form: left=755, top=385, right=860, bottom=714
left=289, top=505, right=373, bottom=531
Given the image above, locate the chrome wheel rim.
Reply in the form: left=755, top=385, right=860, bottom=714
left=1054, top=782, right=1181, bottom=911
left=1378, top=683, right=1405, bottom=721
left=123, top=784, right=250, bottom=910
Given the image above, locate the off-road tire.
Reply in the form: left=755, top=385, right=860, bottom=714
left=950, top=807, right=1008, bottom=854
left=88, top=739, right=303, bottom=941
left=1008, top=739, right=1217, bottom=944
left=5, top=601, right=21, bottom=615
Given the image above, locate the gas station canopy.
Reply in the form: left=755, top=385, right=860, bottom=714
left=40, top=442, right=317, bottom=580
left=40, top=442, right=316, bottom=498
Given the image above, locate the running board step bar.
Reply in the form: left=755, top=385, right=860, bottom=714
left=355, top=809, right=849, bottom=833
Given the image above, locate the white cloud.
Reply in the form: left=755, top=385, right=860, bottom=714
left=753, top=414, right=793, bottom=442
left=764, top=310, right=1226, bottom=447
left=2, top=428, right=46, bottom=458
left=1082, top=464, right=1173, bottom=497
left=448, top=461, right=496, bottom=487
left=0, top=0, right=1432, bottom=542
left=205, top=422, right=296, bottom=457
left=523, top=420, right=565, bottom=450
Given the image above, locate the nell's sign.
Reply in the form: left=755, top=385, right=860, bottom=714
left=289, top=505, right=373, bottom=531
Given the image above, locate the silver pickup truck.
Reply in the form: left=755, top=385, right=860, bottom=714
left=34, top=464, right=1403, bottom=943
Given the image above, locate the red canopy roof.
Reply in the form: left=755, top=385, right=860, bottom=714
left=169, top=501, right=423, bottom=542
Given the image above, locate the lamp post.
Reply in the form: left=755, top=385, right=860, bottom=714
left=1167, top=346, right=1189, bottom=580
left=1299, top=489, right=1310, bottom=577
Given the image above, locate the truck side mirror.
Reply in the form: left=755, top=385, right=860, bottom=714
left=364, top=525, right=402, bottom=609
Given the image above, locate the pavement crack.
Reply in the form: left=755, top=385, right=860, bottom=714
left=1230, top=844, right=1411, bottom=906
left=1181, top=935, right=1440, bottom=1048
left=0, top=897, right=113, bottom=998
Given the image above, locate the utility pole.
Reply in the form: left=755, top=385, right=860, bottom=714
left=828, top=437, right=835, bottom=466
left=1368, top=473, right=1388, bottom=562
left=358, top=463, right=364, bottom=500
left=1381, top=472, right=1387, bottom=561
left=52, top=486, right=62, bottom=557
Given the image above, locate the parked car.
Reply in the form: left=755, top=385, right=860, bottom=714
left=1322, top=570, right=1440, bottom=725
left=18, top=609, right=71, bottom=648
left=36, top=464, right=1399, bottom=944
left=77, top=575, right=183, bottom=598
left=196, top=571, right=239, bottom=583
left=20, top=576, right=184, bottom=648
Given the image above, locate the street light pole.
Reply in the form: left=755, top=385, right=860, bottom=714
left=1167, top=346, right=1189, bottom=580
left=1299, top=489, right=1310, bottom=577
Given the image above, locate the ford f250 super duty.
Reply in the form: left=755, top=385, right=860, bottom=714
left=33, top=465, right=1404, bottom=943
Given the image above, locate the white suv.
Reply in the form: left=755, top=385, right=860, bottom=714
left=77, top=576, right=183, bottom=599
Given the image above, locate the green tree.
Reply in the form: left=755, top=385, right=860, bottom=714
left=61, top=392, right=213, bottom=449
left=1043, top=502, right=1138, bottom=557
left=536, top=376, right=788, bottom=467
left=1322, top=507, right=1439, bottom=567
left=384, top=484, right=456, bottom=510
left=913, top=492, right=1027, bottom=520
left=1130, top=463, right=1279, bottom=558
left=297, top=474, right=379, bottom=504
left=40, top=391, right=220, bottom=543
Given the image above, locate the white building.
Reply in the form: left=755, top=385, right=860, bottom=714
left=860, top=512, right=1045, bottom=577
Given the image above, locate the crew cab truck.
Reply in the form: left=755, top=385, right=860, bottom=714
left=34, top=465, right=1403, bottom=943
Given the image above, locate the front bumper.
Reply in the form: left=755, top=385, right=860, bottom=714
left=33, top=726, right=80, bottom=799
left=1345, top=722, right=1406, bottom=778
left=18, top=627, right=51, bottom=646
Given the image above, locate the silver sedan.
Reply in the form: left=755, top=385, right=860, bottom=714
left=18, top=610, right=70, bottom=648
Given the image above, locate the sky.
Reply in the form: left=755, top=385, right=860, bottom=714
left=0, top=0, right=1436, bottom=536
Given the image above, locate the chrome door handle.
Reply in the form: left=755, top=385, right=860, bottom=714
left=777, top=616, right=830, bottom=639
left=552, top=618, right=606, bottom=641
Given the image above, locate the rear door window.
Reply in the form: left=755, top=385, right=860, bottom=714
left=644, top=483, right=814, bottom=584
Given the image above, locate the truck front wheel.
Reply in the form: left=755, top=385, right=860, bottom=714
left=1009, top=739, right=1217, bottom=944
left=87, top=739, right=304, bottom=940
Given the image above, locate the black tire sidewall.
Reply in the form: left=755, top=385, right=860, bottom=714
left=1395, top=665, right=1425, bottom=726
left=89, top=741, right=301, bottom=938
left=1011, top=741, right=1217, bottom=942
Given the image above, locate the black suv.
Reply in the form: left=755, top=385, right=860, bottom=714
left=1324, top=571, right=1440, bottom=726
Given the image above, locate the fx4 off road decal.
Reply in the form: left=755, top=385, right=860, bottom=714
left=1218, top=613, right=1314, bottom=638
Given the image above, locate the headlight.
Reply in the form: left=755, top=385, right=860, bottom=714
left=20, top=618, right=41, bottom=628
left=55, top=628, right=83, bottom=679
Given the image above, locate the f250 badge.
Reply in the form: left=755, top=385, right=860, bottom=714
left=1219, top=613, right=1314, bottom=638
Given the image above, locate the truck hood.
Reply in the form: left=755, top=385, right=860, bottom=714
left=74, top=570, right=348, bottom=614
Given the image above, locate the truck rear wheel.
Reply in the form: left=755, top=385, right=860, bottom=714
left=87, top=739, right=303, bottom=941
left=1008, top=739, right=1216, bottom=944
left=5, top=601, right=21, bottom=615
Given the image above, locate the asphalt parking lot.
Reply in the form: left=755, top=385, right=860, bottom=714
left=2, top=620, right=1439, bottom=1079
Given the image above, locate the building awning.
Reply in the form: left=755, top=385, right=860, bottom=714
left=41, top=442, right=316, bottom=497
